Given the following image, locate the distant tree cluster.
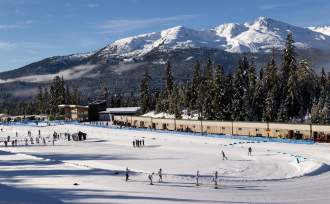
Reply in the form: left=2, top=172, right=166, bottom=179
left=97, top=82, right=139, bottom=108
left=35, top=76, right=82, bottom=115
left=0, top=76, right=82, bottom=116
left=139, top=33, right=330, bottom=124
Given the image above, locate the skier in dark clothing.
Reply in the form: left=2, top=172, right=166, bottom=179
left=133, top=141, right=136, bottom=148
left=125, top=168, right=129, bottom=181
left=148, top=172, right=154, bottom=185
left=221, top=150, right=228, bottom=160
left=158, top=168, right=163, bottom=183
left=196, top=170, right=200, bottom=186
left=248, top=147, right=252, bottom=156
left=142, top=139, right=145, bottom=146
left=214, top=171, right=218, bottom=189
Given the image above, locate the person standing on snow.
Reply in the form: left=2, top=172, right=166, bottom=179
left=196, top=170, right=200, bottom=186
left=214, top=171, right=218, bottom=189
left=248, top=147, right=252, bottom=156
left=158, top=168, right=163, bottom=183
left=125, top=167, right=130, bottom=181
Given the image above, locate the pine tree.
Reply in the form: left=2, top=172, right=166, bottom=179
left=286, top=61, right=300, bottom=119
left=311, top=99, right=321, bottom=123
left=320, top=68, right=327, bottom=93
left=232, top=56, right=249, bottom=121
left=247, top=62, right=257, bottom=120
left=165, top=62, right=174, bottom=95
left=297, top=60, right=318, bottom=119
left=169, top=85, right=182, bottom=118
left=278, top=33, right=297, bottom=121
left=253, top=69, right=265, bottom=121
left=320, top=97, right=330, bottom=124
left=139, top=70, right=152, bottom=113
left=190, top=61, right=202, bottom=111
left=162, top=62, right=174, bottom=112
left=224, top=72, right=233, bottom=120
left=36, top=86, right=44, bottom=114
left=203, top=58, right=215, bottom=120
left=65, top=85, right=71, bottom=104
left=71, top=87, right=81, bottom=105
left=262, top=52, right=279, bottom=121
left=43, top=88, right=50, bottom=114
left=212, top=64, right=226, bottom=120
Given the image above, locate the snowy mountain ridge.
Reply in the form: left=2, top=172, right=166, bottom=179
left=96, top=16, right=330, bottom=60
left=309, top=25, right=330, bottom=36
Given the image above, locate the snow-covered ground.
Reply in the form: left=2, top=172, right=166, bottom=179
left=0, top=124, right=330, bottom=203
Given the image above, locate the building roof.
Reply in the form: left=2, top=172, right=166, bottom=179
left=99, top=107, right=140, bottom=114
left=58, top=104, right=88, bottom=109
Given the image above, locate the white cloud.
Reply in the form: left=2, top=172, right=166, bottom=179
left=100, top=15, right=197, bottom=34
left=0, top=20, right=33, bottom=30
left=0, top=41, right=15, bottom=49
left=0, top=24, right=19, bottom=30
left=0, top=64, right=98, bottom=84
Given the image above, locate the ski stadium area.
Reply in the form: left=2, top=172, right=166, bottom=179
left=0, top=122, right=329, bottom=203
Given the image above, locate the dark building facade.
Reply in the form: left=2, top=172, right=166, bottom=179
left=88, top=100, right=107, bottom=121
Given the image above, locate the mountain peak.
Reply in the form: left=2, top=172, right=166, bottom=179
left=246, top=16, right=281, bottom=29
left=98, top=16, right=330, bottom=59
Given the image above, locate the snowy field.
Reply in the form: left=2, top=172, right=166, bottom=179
left=0, top=124, right=330, bottom=203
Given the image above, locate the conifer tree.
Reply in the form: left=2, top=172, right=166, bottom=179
left=278, top=33, right=297, bottom=121
left=232, top=56, right=249, bottom=121
left=212, top=64, right=226, bottom=120
left=203, top=58, right=215, bottom=119
left=165, top=62, right=174, bottom=95
left=36, top=86, right=44, bottom=114
left=263, top=52, right=279, bottom=121
left=190, top=61, right=202, bottom=111
left=139, top=70, right=152, bottom=113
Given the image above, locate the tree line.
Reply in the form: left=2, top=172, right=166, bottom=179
left=0, top=76, right=82, bottom=116
left=139, top=33, right=330, bottom=124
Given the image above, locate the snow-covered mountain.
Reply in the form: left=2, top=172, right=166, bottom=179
left=96, top=16, right=330, bottom=60
left=2, top=16, right=330, bottom=100
left=309, top=25, right=330, bottom=36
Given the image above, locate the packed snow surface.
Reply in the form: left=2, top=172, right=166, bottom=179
left=0, top=124, right=330, bottom=203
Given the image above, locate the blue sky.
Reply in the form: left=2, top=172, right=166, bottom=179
left=1, top=0, right=330, bottom=71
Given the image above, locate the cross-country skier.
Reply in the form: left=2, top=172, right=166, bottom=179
left=196, top=170, right=200, bottom=186
left=221, top=150, right=228, bottom=160
left=214, top=171, right=218, bottom=189
left=133, top=141, right=136, bottom=148
left=125, top=167, right=129, bottom=181
left=148, top=172, right=154, bottom=185
left=248, top=147, right=252, bottom=156
left=158, top=168, right=163, bottom=183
